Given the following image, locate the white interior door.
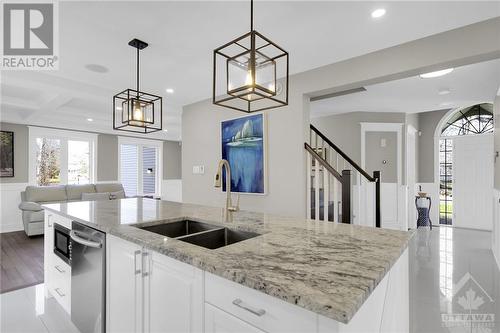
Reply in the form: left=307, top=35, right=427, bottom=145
left=453, top=134, right=494, bottom=230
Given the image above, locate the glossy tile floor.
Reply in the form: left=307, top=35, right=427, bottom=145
left=410, top=226, right=500, bottom=333
left=0, top=284, right=78, bottom=333
left=1, top=226, right=499, bottom=333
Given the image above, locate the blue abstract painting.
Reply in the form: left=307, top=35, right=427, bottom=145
left=221, top=114, right=265, bottom=194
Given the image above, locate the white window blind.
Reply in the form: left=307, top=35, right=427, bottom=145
left=120, top=144, right=138, bottom=197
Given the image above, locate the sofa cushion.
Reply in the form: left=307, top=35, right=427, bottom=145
left=19, top=201, right=42, bottom=211
left=81, top=192, right=110, bottom=201
left=95, top=183, right=124, bottom=193
left=25, top=185, right=67, bottom=203
left=66, top=184, right=96, bottom=200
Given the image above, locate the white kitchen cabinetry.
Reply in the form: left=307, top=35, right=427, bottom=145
left=106, top=235, right=143, bottom=333
left=205, top=272, right=317, bottom=333
left=205, top=303, right=266, bottom=333
left=106, top=235, right=203, bottom=333
left=107, top=236, right=409, bottom=333
left=44, top=211, right=71, bottom=314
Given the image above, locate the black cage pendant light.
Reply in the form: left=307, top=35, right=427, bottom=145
left=113, top=39, right=162, bottom=133
left=213, top=0, right=289, bottom=113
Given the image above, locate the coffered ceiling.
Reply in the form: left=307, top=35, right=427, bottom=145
left=1, top=1, right=499, bottom=140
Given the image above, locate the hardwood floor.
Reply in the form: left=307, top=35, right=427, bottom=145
left=0, top=231, right=44, bottom=294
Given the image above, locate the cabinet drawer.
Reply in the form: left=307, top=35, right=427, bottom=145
left=205, top=273, right=317, bottom=333
left=205, top=303, right=266, bottom=333
left=48, top=254, right=71, bottom=314
left=49, top=273, right=71, bottom=314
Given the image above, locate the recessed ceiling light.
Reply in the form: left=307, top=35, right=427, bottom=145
left=84, top=64, right=109, bottom=73
left=438, top=89, right=451, bottom=95
left=420, top=68, right=454, bottom=79
left=166, top=88, right=174, bottom=94
left=87, top=118, right=93, bottom=122
left=163, top=129, right=169, bottom=132
left=371, top=8, right=386, bottom=18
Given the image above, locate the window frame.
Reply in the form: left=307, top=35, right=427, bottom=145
left=117, top=136, right=163, bottom=197
left=28, top=127, right=97, bottom=186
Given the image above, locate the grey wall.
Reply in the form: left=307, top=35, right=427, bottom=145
left=417, top=109, right=449, bottom=183
left=0, top=122, right=181, bottom=183
left=182, top=18, right=500, bottom=218
left=0, top=122, right=29, bottom=183
left=365, top=132, right=398, bottom=183
left=494, top=96, right=500, bottom=190
left=311, top=112, right=406, bottom=165
left=97, top=134, right=118, bottom=182
left=163, top=141, right=182, bottom=179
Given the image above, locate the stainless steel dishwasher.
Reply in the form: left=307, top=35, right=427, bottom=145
left=70, top=221, right=106, bottom=333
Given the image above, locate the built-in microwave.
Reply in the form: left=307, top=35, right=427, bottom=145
left=54, top=223, right=71, bottom=265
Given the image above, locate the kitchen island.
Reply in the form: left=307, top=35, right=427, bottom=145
left=43, top=198, right=411, bottom=333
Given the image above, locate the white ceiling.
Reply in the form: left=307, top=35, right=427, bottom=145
left=1, top=1, right=499, bottom=140
left=310, top=58, right=500, bottom=117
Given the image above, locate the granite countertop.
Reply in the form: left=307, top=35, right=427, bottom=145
left=42, top=198, right=411, bottom=324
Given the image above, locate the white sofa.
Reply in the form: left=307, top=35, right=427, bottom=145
left=19, top=183, right=124, bottom=236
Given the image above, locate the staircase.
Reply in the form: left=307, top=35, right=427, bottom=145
left=305, top=125, right=381, bottom=227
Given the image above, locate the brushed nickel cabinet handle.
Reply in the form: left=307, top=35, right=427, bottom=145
left=134, top=250, right=141, bottom=275
left=47, top=215, right=53, bottom=227
left=54, top=265, right=65, bottom=273
left=142, top=251, right=149, bottom=277
left=54, top=288, right=65, bottom=297
left=232, top=299, right=266, bottom=317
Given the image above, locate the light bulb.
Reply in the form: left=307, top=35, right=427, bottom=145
left=133, top=101, right=144, bottom=121
left=245, top=69, right=254, bottom=86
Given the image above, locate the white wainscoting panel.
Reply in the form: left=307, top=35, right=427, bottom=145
left=381, top=183, right=399, bottom=230
left=161, top=179, right=182, bottom=203
left=0, top=183, right=27, bottom=233
left=493, top=189, right=500, bottom=269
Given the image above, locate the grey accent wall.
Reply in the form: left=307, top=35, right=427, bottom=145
left=97, top=134, right=118, bottom=182
left=365, top=132, right=398, bottom=183
left=163, top=141, right=182, bottom=179
left=0, top=122, right=181, bottom=184
left=0, top=122, right=29, bottom=183
left=494, top=95, right=500, bottom=190
left=417, top=109, right=449, bottom=183
left=311, top=112, right=406, bottom=165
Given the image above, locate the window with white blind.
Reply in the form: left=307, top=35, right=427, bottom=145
left=118, top=137, right=162, bottom=197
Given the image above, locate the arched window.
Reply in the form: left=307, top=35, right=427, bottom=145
left=441, top=103, right=494, bottom=136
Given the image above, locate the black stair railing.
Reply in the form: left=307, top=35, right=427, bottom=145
left=306, top=124, right=381, bottom=227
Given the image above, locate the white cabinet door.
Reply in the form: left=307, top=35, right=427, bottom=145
left=205, top=303, right=266, bottom=333
left=107, top=235, right=143, bottom=333
left=145, top=251, right=203, bottom=333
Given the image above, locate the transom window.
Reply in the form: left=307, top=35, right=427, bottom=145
left=441, top=103, right=494, bottom=137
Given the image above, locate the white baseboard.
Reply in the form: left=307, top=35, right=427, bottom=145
left=161, top=179, right=182, bottom=203
left=0, top=183, right=28, bottom=233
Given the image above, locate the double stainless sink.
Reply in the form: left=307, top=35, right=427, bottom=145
left=139, top=220, right=260, bottom=249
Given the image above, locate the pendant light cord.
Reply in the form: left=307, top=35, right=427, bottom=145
left=136, top=47, right=140, bottom=96
left=250, top=0, right=253, bottom=31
